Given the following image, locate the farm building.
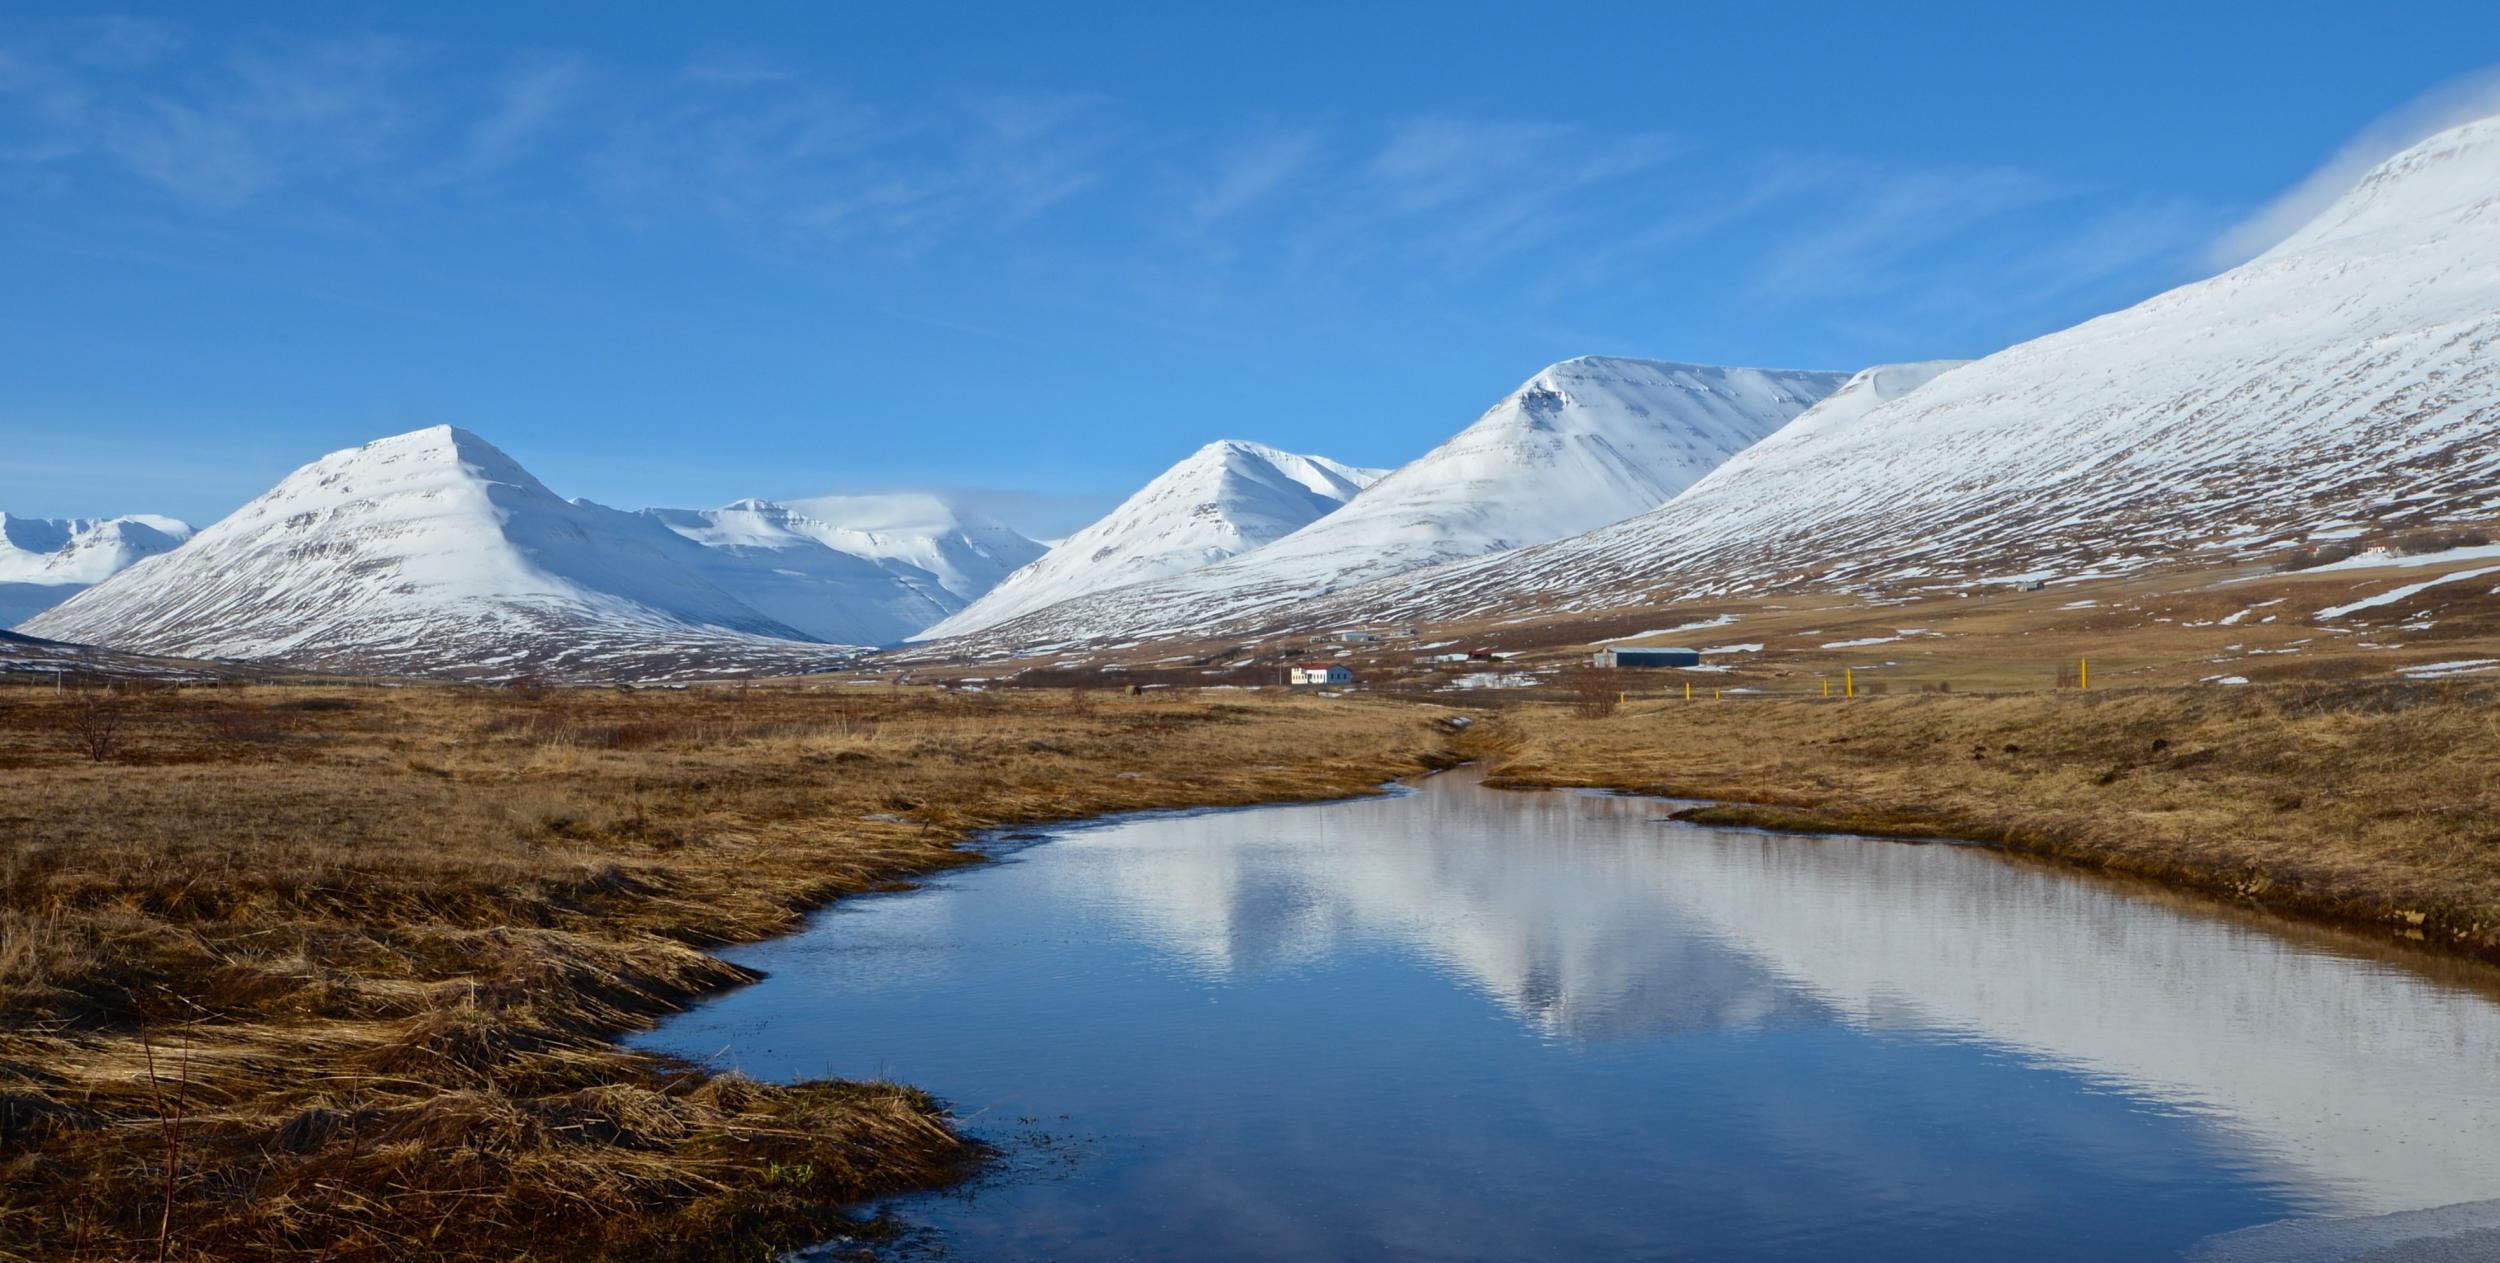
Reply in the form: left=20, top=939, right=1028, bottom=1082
left=1592, top=647, right=1701, bottom=669
left=1288, top=664, right=1354, bottom=686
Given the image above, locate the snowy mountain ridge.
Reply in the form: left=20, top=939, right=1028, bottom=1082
left=1, top=511, right=194, bottom=627
left=1263, top=115, right=2500, bottom=630
left=23, top=426, right=854, bottom=680
left=919, top=439, right=1383, bottom=640
left=930, top=356, right=1849, bottom=651
left=643, top=493, right=1045, bottom=645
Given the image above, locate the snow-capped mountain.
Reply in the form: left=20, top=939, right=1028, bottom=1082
left=1746, top=360, right=1969, bottom=444
left=781, top=493, right=1049, bottom=604
left=933, top=357, right=1847, bottom=650
left=644, top=494, right=1044, bottom=645
left=1, top=512, right=193, bottom=627
left=1294, top=115, right=2500, bottom=627
left=918, top=440, right=1383, bottom=640
left=24, top=427, right=851, bottom=680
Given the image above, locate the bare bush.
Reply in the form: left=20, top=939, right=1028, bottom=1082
left=1569, top=668, right=1625, bottom=718
left=60, top=687, right=127, bottom=763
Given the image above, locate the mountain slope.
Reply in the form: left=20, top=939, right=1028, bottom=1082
left=640, top=500, right=957, bottom=646
left=936, top=357, right=1847, bottom=650
left=1, top=512, right=193, bottom=627
left=24, top=427, right=850, bottom=679
left=643, top=494, right=1043, bottom=645
left=1298, top=116, right=2500, bottom=628
left=780, top=493, right=1048, bottom=605
left=918, top=440, right=1382, bottom=639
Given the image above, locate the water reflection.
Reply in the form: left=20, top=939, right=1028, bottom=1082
left=637, top=773, right=2500, bottom=1260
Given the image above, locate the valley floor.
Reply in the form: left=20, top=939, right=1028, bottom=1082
left=0, top=684, right=1451, bottom=1262
left=7, top=677, right=2496, bottom=1261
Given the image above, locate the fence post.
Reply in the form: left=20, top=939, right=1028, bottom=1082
left=2080, top=658, right=2089, bottom=691
left=1845, top=668, right=1855, bottom=698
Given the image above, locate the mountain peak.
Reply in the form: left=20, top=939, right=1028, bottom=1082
left=2270, top=113, right=2500, bottom=259
left=25, top=427, right=832, bottom=677
left=914, top=440, right=1382, bottom=640
left=328, top=425, right=546, bottom=492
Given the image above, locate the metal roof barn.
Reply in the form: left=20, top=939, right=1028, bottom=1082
left=1593, top=647, right=1701, bottom=668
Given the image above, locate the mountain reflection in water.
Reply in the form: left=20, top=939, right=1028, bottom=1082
left=637, top=773, right=2500, bottom=1260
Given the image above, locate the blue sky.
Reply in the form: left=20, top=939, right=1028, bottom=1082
left=4, top=3, right=2498, bottom=534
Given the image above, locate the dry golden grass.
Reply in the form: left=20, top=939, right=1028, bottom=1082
left=1471, top=680, right=2500, bottom=960
left=0, top=681, right=1451, bottom=1261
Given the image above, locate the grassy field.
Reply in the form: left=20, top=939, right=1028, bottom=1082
left=0, top=681, right=1454, bottom=1262
left=1468, top=680, right=2500, bottom=961
left=12, top=662, right=2498, bottom=1262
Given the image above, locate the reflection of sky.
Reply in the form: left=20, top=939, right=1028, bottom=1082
left=639, top=775, right=2500, bottom=1260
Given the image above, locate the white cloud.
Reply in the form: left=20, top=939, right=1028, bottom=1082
left=2206, top=64, right=2500, bottom=267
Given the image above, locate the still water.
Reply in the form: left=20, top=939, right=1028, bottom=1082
left=635, top=774, right=2500, bottom=1261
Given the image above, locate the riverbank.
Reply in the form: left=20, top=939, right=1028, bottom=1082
left=1468, top=680, right=2500, bottom=962
left=0, top=683, right=1453, bottom=1262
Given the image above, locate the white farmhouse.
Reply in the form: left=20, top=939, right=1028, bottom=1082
left=1288, top=664, right=1354, bottom=686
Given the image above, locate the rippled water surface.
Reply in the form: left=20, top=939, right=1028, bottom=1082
left=634, top=774, right=2500, bottom=1261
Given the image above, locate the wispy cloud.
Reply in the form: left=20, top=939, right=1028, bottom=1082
left=1747, top=158, right=2067, bottom=302
left=447, top=55, right=594, bottom=179
left=2206, top=63, right=2500, bottom=267
left=0, top=27, right=420, bottom=205
left=1188, top=127, right=1321, bottom=224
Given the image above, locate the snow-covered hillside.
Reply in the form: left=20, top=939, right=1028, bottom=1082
left=1, top=512, right=193, bottom=627
left=1288, top=115, right=2500, bottom=629
left=919, top=440, right=1381, bottom=639
left=935, top=357, right=1846, bottom=650
left=24, top=427, right=853, bottom=680
left=781, top=493, right=1048, bottom=604
left=645, top=494, right=1043, bottom=645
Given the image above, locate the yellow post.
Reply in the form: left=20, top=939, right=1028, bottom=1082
left=1845, top=668, right=1855, bottom=698
left=2080, top=658, right=2088, bottom=690
left=1685, top=681, right=1692, bottom=701
left=1822, top=678, right=1830, bottom=698
left=1714, top=689, right=1721, bottom=701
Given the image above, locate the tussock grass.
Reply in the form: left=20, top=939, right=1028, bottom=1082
left=1475, top=681, right=2500, bottom=960
left=0, top=682, right=1445, bottom=1261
